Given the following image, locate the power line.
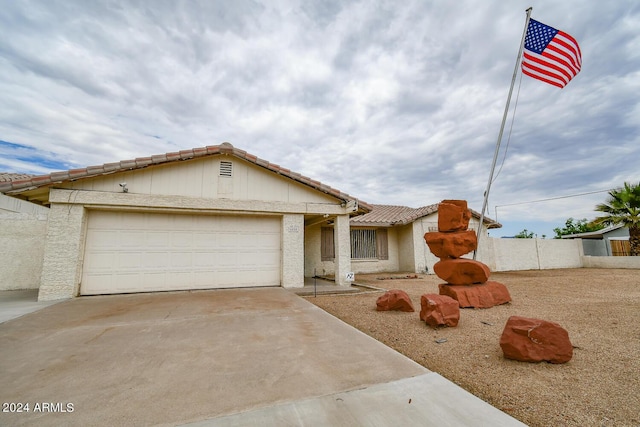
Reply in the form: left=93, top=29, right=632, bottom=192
left=493, top=189, right=612, bottom=223
left=495, top=189, right=612, bottom=208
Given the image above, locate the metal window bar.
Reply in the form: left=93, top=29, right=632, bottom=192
left=351, top=229, right=377, bottom=259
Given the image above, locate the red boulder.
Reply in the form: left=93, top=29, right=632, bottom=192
left=434, top=259, right=490, bottom=285
left=437, top=200, right=472, bottom=232
left=376, top=289, right=415, bottom=312
left=438, top=281, right=511, bottom=308
left=420, top=294, right=460, bottom=327
left=500, top=316, right=573, bottom=363
left=424, top=230, right=477, bottom=259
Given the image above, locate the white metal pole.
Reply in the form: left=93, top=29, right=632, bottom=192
left=474, top=7, right=533, bottom=260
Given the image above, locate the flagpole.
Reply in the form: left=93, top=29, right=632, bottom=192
left=474, top=7, right=533, bottom=260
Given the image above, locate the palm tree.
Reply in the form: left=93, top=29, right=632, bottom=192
left=594, top=182, right=640, bottom=256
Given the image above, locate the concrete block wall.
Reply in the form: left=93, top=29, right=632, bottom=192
left=490, top=238, right=584, bottom=272
left=582, top=256, right=640, bottom=269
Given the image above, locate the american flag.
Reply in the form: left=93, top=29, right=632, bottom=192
left=521, top=19, right=582, bottom=88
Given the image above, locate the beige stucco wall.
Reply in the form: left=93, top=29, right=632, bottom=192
left=61, top=156, right=338, bottom=205
left=304, top=223, right=336, bottom=277
left=397, top=224, right=416, bottom=272
left=333, top=215, right=352, bottom=286
left=1, top=193, right=50, bottom=215
left=38, top=204, right=87, bottom=300
left=0, top=212, right=48, bottom=290
left=411, top=217, right=440, bottom=274
left=281, top=214, right=304, bottom=288
left=36, top=156, right=354, bottom=299
left=351, top=227, right=400, bottom=274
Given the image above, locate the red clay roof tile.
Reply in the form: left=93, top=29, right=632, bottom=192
left=0, top=143, right=371, bottom=212
left=351, top=204, right=500, bottom=228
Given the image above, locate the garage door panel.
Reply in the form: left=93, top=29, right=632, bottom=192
left=82, top=212, right=282, bottom=295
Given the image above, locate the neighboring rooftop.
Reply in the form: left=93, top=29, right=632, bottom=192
left=560, top=224, right=626, bottom=239
left=0, top=173, right=35, bottom=183
left=351, top=203, right=501, bottom=228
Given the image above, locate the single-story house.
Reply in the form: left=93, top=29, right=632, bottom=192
left=561, top=224, right=630, bottom=256
left=0, top=143, right=499, bottom=300
left=346, top=204, right=500, bottom=275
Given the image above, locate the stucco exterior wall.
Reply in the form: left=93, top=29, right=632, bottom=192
left=411, top=217, right=439, bottom=274
left=1, top=193, right=50, bottom=215
left=0, top=212, right=48, bottom=290
left=397, top=224, right=416, bottom=272
left=38, top=204, right=87, bottom=300
left=61, top=157, right=338, bottom=205
left=351, top=227, right=400, bottom=274
left=281, top=214, right=304, bottom=288
left=333, top=215, right=351, bottom=286
left=303, top=224, right=336, bottom=277
left=36, top=157, right=354, bottom=299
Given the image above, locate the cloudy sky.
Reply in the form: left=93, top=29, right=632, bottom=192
left=1, top=0, right=638, bottom=237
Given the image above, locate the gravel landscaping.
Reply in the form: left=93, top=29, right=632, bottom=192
left=307, top=268, right=640, bottom=427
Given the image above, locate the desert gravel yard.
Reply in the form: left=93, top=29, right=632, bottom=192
left=308, top=268, right=640, bottom=427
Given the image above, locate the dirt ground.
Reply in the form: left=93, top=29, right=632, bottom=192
left=307, top=268, right=640, bottom=427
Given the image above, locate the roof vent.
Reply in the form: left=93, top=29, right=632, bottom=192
left=219, top=161, right=233, bottom=177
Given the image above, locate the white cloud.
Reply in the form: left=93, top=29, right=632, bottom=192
left=0, top=0, right=638, bottom=234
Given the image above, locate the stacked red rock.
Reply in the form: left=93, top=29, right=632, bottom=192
left=376, top=289, right=415, bottom=312
left=500, top=316, right=573, bottom=363
left=424, top=200, right=511, bottom=308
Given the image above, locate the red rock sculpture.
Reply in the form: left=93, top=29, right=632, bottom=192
left=437, top=200, right=472, bottom=232
left=500, top=316, right=573, bottom=363
left=423, top=199, right=511, bottom=309
left=424, top=230, right=477, bottom=259
left=376, top=289, right=415, bottom=312
left=434, top=259, right=491, bottom=285
left=438, top=281, right=511, bottom=308
left=420, top=294, right=460, bottom=327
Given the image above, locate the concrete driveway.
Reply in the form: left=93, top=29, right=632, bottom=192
left=0, top=288, right=524, bottom=426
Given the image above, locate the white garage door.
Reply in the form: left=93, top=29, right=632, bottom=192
left=81, top=211, right=281, bottom=295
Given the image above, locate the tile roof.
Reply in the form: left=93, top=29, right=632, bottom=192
left=351, top=203, right=501, bottom=228
left=0, top=173, right=35, bottom=183
left=0, top=142, right=372, bottom=212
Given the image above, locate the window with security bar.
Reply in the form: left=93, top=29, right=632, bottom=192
left=350, top=228, right=388, bottom=260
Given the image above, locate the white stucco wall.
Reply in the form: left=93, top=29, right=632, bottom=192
left=0, top=212, right=48, bottom=290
